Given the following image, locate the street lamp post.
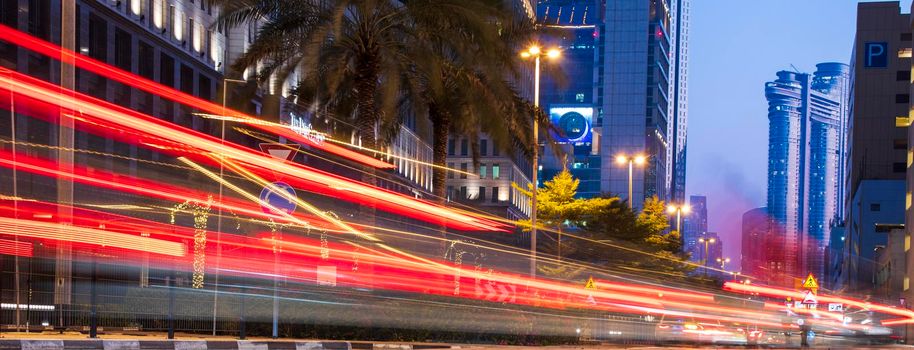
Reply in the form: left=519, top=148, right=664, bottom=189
left=615, top=155, right=646, bottom=209
left=716, top=257, right=731, bottom=270
left=697, top=236, right=716, bottom=276
left=520, top=45, right=559, bottom=279
left=666, top=204, right=691, bottom=233
left=213, top=77, right=246, bottom=336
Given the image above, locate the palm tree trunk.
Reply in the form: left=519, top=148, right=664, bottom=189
left=355, top=54, right=380, bottom=155
left=355, top=54, right=380, bottom=227
left=429, top=103, right=450, bottom=202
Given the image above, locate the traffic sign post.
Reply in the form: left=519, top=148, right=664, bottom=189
left=584, top=276, right=597, bottom=290
left=802, top=273, right=819, bottom=294
left=259, top=182, right=297, bottom=215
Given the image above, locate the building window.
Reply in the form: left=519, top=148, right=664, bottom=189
left=902, top=33, right=912, bottom=41
left=895, top=162, right=907, bottom=173
left=460, top=139, right=468, bottom=156
left=895, top=139, right=908, bottom=150
left=480, top=139, right=488, bottom=156
left=491, top=187, right=498, bottom=202
left=897, top=116, right=912, bottom=128
left=446, top=186, right=453, bottom=198
left=871, top=203, right=881, bottom=212
left=460, top=163, right=468, bottom=179
left=896, top=94, right=910, bottom=104
left=492, top=164, right=501, bottom=179
left=898, top=70, right=911, bottom=82
left=138, top=41, right=154, bottom=79
left=447, top=162, right=454, bottom=179
left=493, top=144, right=500, bottom=156
left=576, top=93, right=585, bottom=102
left=478, top=186, right=486, bottom=202
left=479, top=164, right=487, bottom=178
left=88, top=14, right=107, bottom=61
left=114, top=28, right=132, bottom=70
left=171, top=6, right=183, bottom=41
left=459, top=186, right=467, bottom=199
left=130, top=0, right=142, bottom=16
left=900, top=48, right=913, bottom=58
left=447, top=139, right=455, bottom=155
left=27, top=0, right=50, bottom=40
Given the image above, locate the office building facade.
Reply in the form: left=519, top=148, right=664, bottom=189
left=681, top=195, right=707, bottom=259
left=838, top=2, right=911, bottom=294
left=599, top=0, right=689, bottom=208
left=537, top=0, right=602, bottom=198
left=765, top=64, right=849, bottom=286
left=740, top=207, right=769, bottom=279
left=535, top=0, right=690, bottom=207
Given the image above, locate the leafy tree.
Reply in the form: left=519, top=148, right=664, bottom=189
left=515, top=169, right=617, bottom=260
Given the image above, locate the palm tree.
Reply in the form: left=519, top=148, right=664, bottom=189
left=212, top=0, right=515, bottom=151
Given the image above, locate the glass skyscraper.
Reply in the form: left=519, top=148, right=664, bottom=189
left=599, top=0, right=690, bottom=207
left=765, top=64, right=849, bottom=285
left=537, top=0, right=602, bottom=198
left=537, top=0, right=690, bottom=206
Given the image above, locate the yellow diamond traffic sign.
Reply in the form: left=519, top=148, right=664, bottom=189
left=802, top=273, right=819, bottom=290
left=584, top=276, right=597, bottom=290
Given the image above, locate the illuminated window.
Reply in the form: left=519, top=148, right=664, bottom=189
left=192, top=19, right=203, bottom=52
left=172, top=7, right=183, bottom=41
left=492, top=164, right=501, bottom=179
left=130, top=0, right=142, bottom=16
left=897, top=116, right=911, bottom=128
left=152, top=0, right=164, bottom=28
left=906, top=277, right=910, bottom=291
left=479, top=164, right=487, bottom=178
left=906, top=235, right=911, bottom=252
left=899, top=47, right=912, bottom=58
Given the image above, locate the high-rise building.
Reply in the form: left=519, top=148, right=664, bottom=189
left=836, top=1, right=910, bottom=293
left=599, top=0, right=690, bottom=207
left=535, top=0, right=690, bottom=206
left=740, top=207, right=769, bottom=279
left=765, top=64, right=849, bottom=285
left=669, top=0, right=690, bottom=204
left=537, top=0, right=602, bottom=199
left=682, top=195, right=707, bottom=258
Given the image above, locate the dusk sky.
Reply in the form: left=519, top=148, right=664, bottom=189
left=686, top=0, right=913, bottom=267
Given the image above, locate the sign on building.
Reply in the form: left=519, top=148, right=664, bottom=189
left=864, top=42, right=888, bottom=68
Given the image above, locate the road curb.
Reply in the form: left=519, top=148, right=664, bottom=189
left=0, top=340, right=365, bottom=350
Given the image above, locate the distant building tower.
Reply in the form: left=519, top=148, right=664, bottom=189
left=741, top=207, right=769, bottom=279
left=765, top=64, right=849, bottom=286
left=682, top=195, right=708, bottom=259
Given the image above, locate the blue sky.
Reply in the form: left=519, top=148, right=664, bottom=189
left=686, top=0, right=912, bottom=266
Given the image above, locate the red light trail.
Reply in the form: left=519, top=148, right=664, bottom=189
left=0, top=66, right=506, bottom=232
left=0, top=24, right=395, bottom=170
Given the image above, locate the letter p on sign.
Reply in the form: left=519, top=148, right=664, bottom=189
left=865, top=42, right=888, bottom=68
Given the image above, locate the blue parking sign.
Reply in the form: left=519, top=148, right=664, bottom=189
left=864, top=42, right=887, bottom=68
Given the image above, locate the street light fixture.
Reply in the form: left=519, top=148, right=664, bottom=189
left=520, top=44, right=560, bottom=279
left=716, top=257, right=731, bottom=270
left=615, top=154, right=647, bottom=209
left=667, top=204, right=690, bottom=233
